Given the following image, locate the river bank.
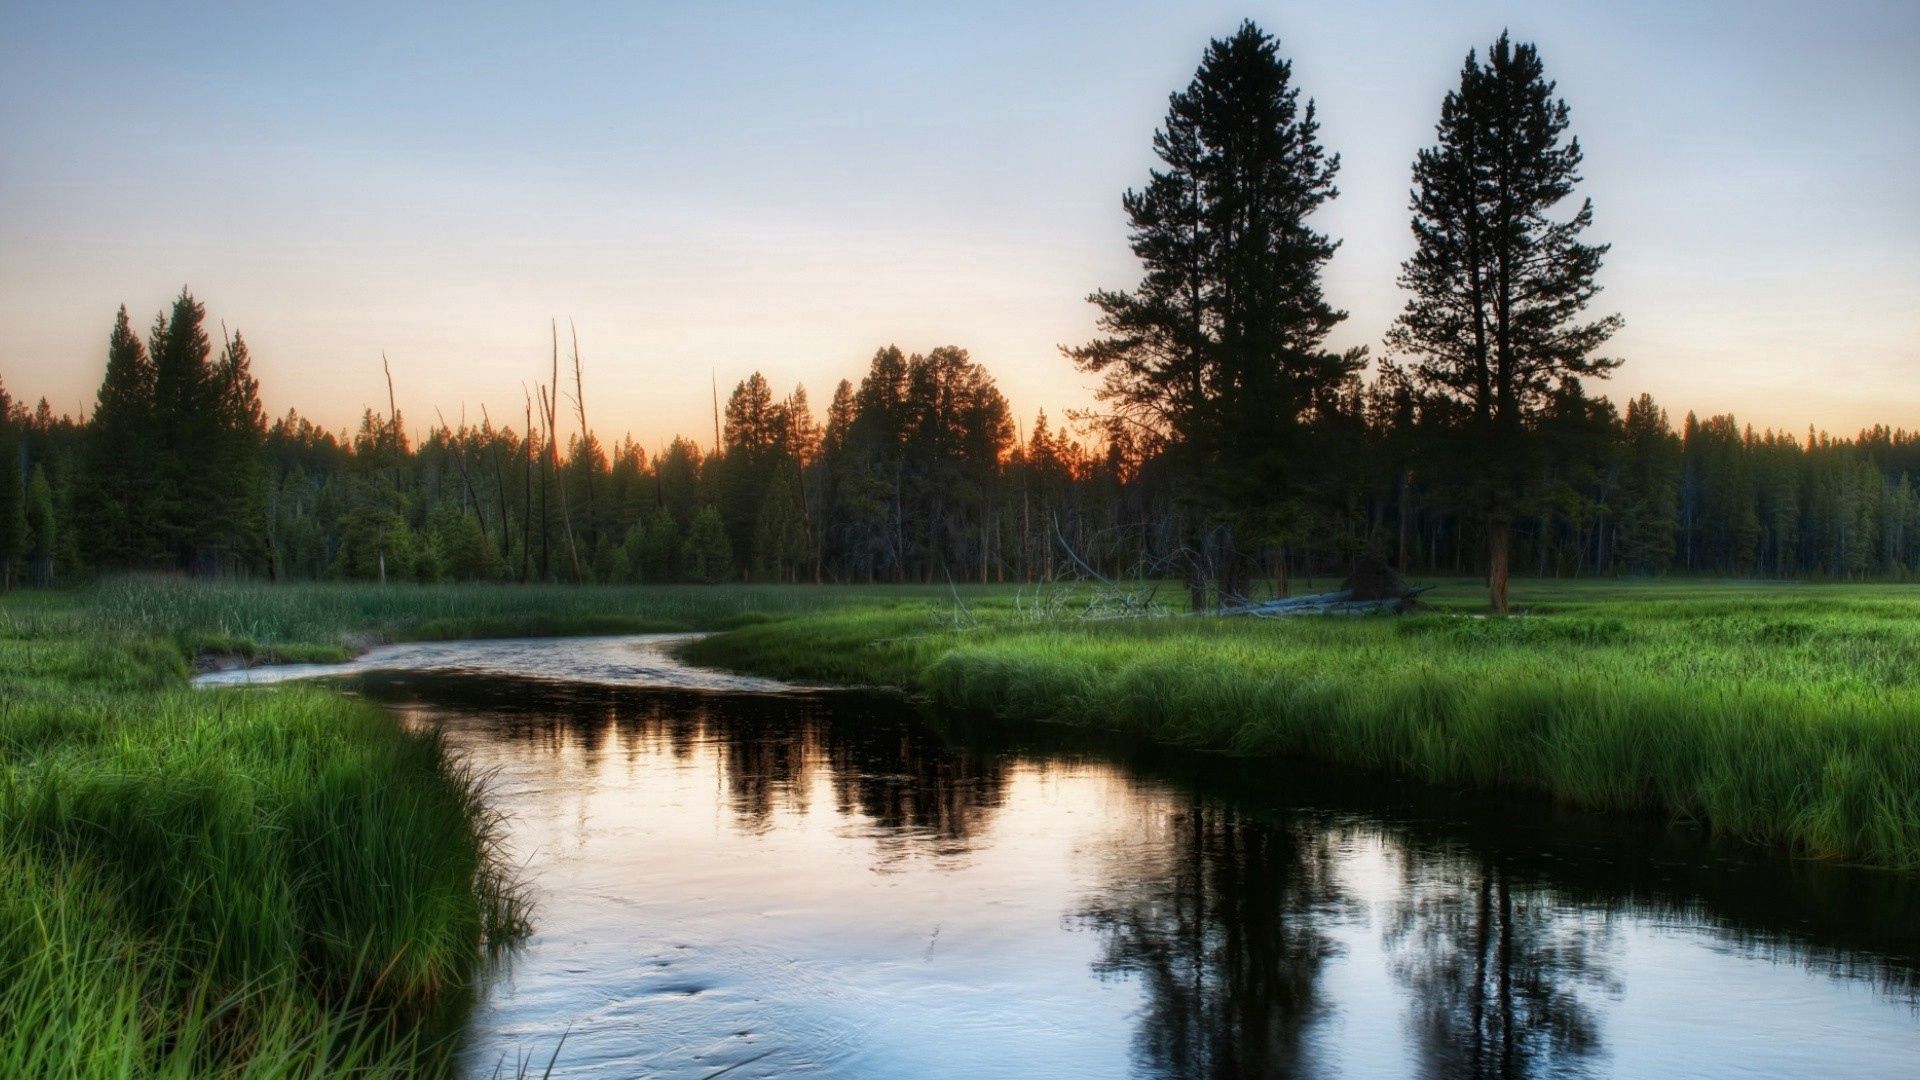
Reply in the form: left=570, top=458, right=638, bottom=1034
left=683, top=579, right=1920, bottom=870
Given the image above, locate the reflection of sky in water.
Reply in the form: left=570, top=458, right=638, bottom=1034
left=231, top=638, right=1920, bottom=1078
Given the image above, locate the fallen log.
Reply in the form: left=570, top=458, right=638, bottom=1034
left=1218, top=585, right=1430, bottom=618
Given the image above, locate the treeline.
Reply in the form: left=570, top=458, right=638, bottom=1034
left=3, top=23, right=1914, bottom=594
left=1, top=294, right=1915, bottom=590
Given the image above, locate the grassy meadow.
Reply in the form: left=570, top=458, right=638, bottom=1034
left=683, top=577, right=1920, bottom=870
left=1, top=575, right=1916, bottom=1073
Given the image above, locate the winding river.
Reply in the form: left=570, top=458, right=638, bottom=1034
left=200, top=636, right=1920, bottom=1078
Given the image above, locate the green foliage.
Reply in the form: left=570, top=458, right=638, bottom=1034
left=424, top=501, right=499, bottom=581
left=680, top=505, right=734, bottom=583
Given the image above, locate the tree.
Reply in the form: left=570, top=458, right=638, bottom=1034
left=1613, top=395, right=1680, bottom=574
left=80, top=306, right=158, bottom=568
left=1066, top=21, right=1358, bottom=607
left=148, top=288, right=223, bottom=570
left=717, top=372, right=786, bottom=574
left=681, top=505, right=733, bottom=583
left=206, top=329, right=269, bottom=573
left=0, top=379, right=22, bottom=590
left=1385, top=32, right=1621, bottom=611
left=25, top=464, right=57, bottom=586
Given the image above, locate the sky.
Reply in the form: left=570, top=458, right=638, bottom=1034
left=2, top=1, right=1916, bottom=446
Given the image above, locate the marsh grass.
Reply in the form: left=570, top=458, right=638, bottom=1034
left=0, top=602, right=529, bottom=1075
left=684, top=578, right=1920, bottom=869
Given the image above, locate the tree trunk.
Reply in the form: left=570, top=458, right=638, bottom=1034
left=1187, top=532, right=1209, bottom=613
left=1397, top=468, right=1413, bottom=572
left=1487, top=517, right=1511, bottom=613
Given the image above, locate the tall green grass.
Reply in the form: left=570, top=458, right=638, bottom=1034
left=0, top=608, right=527, bottom=1075
left=686, top=579, right=1920, bottom=869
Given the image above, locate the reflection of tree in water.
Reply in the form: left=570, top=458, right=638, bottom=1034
left=1384, top=850, right=1619, bottom=1080
left=1074, top=802, right=1345, bottom=1079
left=377, top=676, right=1010, bottom=860
left=706, top=696, right=1008, bottom=857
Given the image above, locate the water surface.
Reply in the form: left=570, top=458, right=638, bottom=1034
left=234, top=637, right=1920, bottom=1078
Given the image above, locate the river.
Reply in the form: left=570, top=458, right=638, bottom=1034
left=200, top=635, right=1920, bottom=1078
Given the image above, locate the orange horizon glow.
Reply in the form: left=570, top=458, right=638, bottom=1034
left=2, top=4, right=1914, bottom=445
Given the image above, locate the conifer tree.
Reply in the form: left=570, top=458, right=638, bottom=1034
left=208, top=329, right=269, bottom=572
left=1385, top=32, right=1620, bottom=611
left=1067, top=21, right=1357, bottom=606
left=1614, top=395, right=1680, bottom=574
left=25, top=464, right=56, bottom=586
left=0, top=378, right=22, bottom=590
left=80, top=306, right=158, bottom=568
left=681, top=505, right=733, bottom=583
left=148, top=288, right=221, bottom=569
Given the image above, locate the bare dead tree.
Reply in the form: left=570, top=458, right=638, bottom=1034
left=523, top=387, right=536, bottom=583
left=543, top=321, right=583, bottom=582
left=568, top=319, right=596, bottom=537
left=436, top=406, right=486, bottom=531
left=381, top=352, right=399, bottom=441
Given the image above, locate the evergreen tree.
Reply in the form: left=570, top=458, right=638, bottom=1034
left=25, top=464, right=56, bottom=586
left=753, top=477, right=809, bottom=581
left=1066, top=21, right=1357, bottom=606
left=681, top=505, right=733, bottom=583
left=206, top=329, right=269, bottom=573
left=149, top=288, right=221, bottom=569
left=631, top=504, right=680, bottom=582
left=1385, top=32, right=1621, bottom=611
left=80, top=306, right=158, bottom=568
left=0, top=379, right=22, bottom=590
left=1614, top=395, right=1680, bottom=574
left=718, top=372, right=785, bottom=573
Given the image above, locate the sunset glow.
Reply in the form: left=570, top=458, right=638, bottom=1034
left=3, top=1, right=1914, bottom=441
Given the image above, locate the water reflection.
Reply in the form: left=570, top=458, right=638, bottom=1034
left=1074, top=807, right=1345, bottom=1078
left=1384, top=852, right=1617, bottom=1079
left=338, top=663, right=1918, bottom=1079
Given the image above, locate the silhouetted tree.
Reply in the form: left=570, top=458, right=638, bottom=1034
left=79, top=307, right=158, bottom=568
left=0, top=378, right=23, bottom=590
left=1385, top=32, right=1621, bottom=611
left=1067, top=21, right=1359, bottom=607
left=25, top=464, right=57, bottom=586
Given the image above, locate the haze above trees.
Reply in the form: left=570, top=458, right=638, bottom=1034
left=1, top=24, right=1914, bottom=602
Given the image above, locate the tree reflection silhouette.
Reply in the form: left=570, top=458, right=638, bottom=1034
left=362, top=670, right=1918, bottom=1076
left=1384, top=851, right=1619, bottom=1079
left=1073, top=804, right=1344, bottom=1079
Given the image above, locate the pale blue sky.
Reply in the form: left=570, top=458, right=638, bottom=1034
left=2, top=1, right=1915, bottom=441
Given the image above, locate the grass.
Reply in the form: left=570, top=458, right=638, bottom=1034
left=0, top=592, right=531, bottom=1076
left=683, top=578, right=1920, bottom=870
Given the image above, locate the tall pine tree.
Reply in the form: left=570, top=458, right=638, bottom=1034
left=148, top=288, right=221, bottom=570
left=80, top=306, right=159, bottom=569
left=1385, top=32, right=1620, bottom=611
left=1066, top=21, right=1358, bottom=607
